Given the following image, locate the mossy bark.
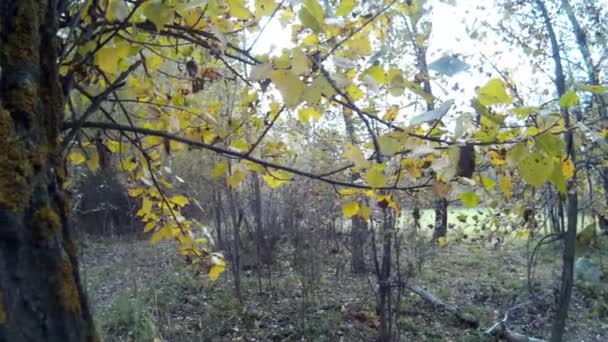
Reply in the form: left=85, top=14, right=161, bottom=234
left=0, top=0, right=97, bottom=340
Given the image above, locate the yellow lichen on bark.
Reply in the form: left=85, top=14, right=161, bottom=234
left=59, top=259, right=81, bottom=313
left=90, top=332, right=101, bottom=342
left=0, top=291, right=6, bottom=323
left=0, top=107, right=33, bottom=210
left=65, top=235, right=79, bottom=261
left=33, top=206, right=62, bottom=241
left=1, top=0, right=40, bottom=119
left=8, top=82, right=37, bottom=119
left=1, top=0, right=39, bottom=66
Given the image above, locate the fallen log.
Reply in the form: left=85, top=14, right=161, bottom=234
left=485, top=321, right=546, bottom=342
left=404, top=283, right=479, bottom=327
left=484, top=300, right=547, bottom=342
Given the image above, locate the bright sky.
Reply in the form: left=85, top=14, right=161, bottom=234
left=246, top=0, right=547, bottom=128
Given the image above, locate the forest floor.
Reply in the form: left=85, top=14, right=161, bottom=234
left=80, top=233, right=608, bottom=342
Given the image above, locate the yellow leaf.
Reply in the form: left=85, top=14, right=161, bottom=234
left=137, top=197, right=153, bottom=217
left=562, top=159, right=575, bottom=180
left=142, top=136, right=163, bottom=149
left=181, top=8, right=205, bottom=28
left=378, top=134, right=401, bottom=156
left=263, top=170, right=290, bottom=188
left=207, top=0, right=219, bottom=16
left=68, top=152, right=86, bottom=165
left=500, top=173, right=512, bottom=199
left=415, top=33, right=426, bottom=47
left=377, top=194, right=399, bottom=211
left=348, top=35, right=372, bottom=56
left=170, top=195, right=189, bottom=207
left=515, top=230, right=530, bottom=240
left=342, top=201, right=360, bottom=218
left=128, top=187, right=145, bottom=197
left=433, top=181, right=451, bottom=198
left=303, top=0, right=324, bottom=22
left=339, top=189, right=361, bottom=197
left=227, top=170, right=247, bottom=188
left=302, top=75, right=335, bottom=104
left=106, top=140, right=121, bottom=153
left=150, top=225, right=170, bottom=245
left=335, top=0, right=356, bottom=16
left=291, top=48, right=311, bottom=75
left=487, top=150, right=506, bottom=166
left=146, top=54, right=163, bottom=69
left=477, top=78, right=512, bottom=106
left=227, top=0, right=252, bottom=19
left=437, top=237, right=448, bottom=247
left=358, top=205, right=371, bottom=220
left=345, top=84, right=364, bottom=101
left=62, top=180, right=74, bottom=190
left=299, top=7, right=323, bottom=33
left=303, top=33, right=319, bottom=46
left=231, top=139, right=250, bottom=152
left=297, top=107, right=322, bottom=124
left=255, top=0, right=278, bottom=17
left=143, top=1, right=175, bottom=31
left=383, top=105, right=399, bottom=121
left=460, top=191, right=479, bottom=208
left=365, top=164, right=387, bottom=188
left=364, top=65, right=386, bottom=85
left=86, top=150, right=100, bottom=173
left=212, top=162, right=228, bottom=178
left=106, top=0, right=129, bottom=21
left=250, top=63, right=272, bottom=80
left=121, top=158, right=138, bottom=172
left=342, top=144, right=370, bottom=169
left=144, top=221, right=156, bottom=233
left=273, top=52, right=291, bottom=69
left=559, top=90, right=579, bottom=109
left=387, top=68, right=406, bottom=96
left=518, top=152, right=554, bottom=187
left=96, top=45, right=129, bottom=74
left=195, top=238, right=208, bottom=244
left=244, top=160, right=265, bottom=173
left=208, top=258, right=226, bottom=281
left=270, top=70, right=305, bottom=108
left=401, top=159, right=423, bottom=178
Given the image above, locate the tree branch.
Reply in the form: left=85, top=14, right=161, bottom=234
left=62, top=121, right=430, bottom=192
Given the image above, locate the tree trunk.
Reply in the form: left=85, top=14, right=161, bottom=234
left=251, top=173, right=264, bottom=292
left=213, top=188, right=225, bottom=249
left=432, top=198, right=448, bottom=240
left=226, top=187, right=243, bottom=306
left=342, top=112, right=367, bottom=273
left=600, top=170, right=608, bottom=233
left=535, top=1, right=579, bottom=341
left=378, top=209, right=393, bottom=342
left=351, top=217, right=367, bottom=273
left=0, top=0, right=97, bottom=340
left=408, top=19, right=450, bottom=242
left=561, top=0, right=608, bottom=235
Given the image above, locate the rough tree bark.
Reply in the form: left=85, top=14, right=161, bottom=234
left=0, top=0, right=97, bottom=340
